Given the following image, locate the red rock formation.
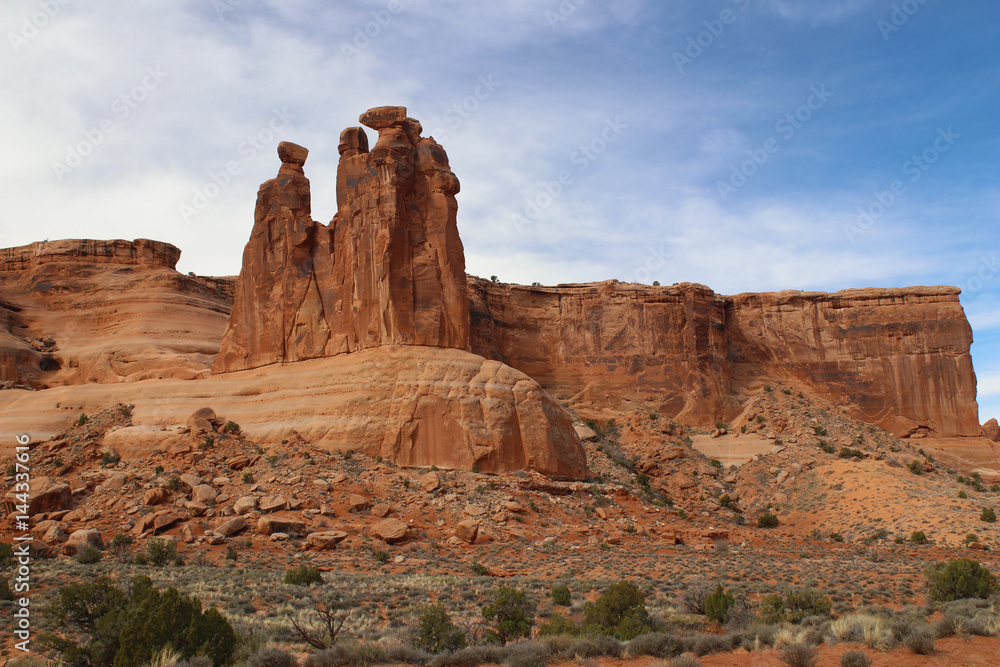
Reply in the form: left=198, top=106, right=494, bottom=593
left=471, top=279, right=980, bottom=438
left=213, top=105, right=468, bottom=373
left=0, top=238, right=231, bottom=388
left=982, top=418, right=1000, bottom=442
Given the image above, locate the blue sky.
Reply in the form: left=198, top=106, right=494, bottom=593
left=2, top=0, right=998, bottom=422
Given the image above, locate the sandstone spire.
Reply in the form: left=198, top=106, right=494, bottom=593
left=213, top=106, right=470, bottom=373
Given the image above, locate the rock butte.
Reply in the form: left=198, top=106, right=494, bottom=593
left=0, top=106, right=992, bottom=480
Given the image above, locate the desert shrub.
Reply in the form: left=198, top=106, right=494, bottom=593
left=691, top=634, right=734, bottom=656
left=247, top=647, right=299, bottom=667
left=758, top=513, right=779, bottom=528
left=840, top=649, right=871, bottom=667
left=903, top=629, right=935, bottom=654
left=0, top=542, right=14, bottom=569
left=982, top=508, right=996, bottom=523
left=144, top=538, right=182, bottom=566
left=925, top=558, right=999, bottom=602
left=779, top=642, right=817, bottom=667
left=43, top=575, right=236, bottom=667
left=499, top=642, right=551, bottom=667
left=78, top=413, right=88, bottom=426
left=413, top=605, right=467, bottom=653
left=482, top=586, right=536, bottom=645
left=681, top=581, right=714, bottom=615
left=537, top=613, right=581, bottom=637
left=551, top=583, right=571, bottom=606
left=285, top=565, right=323, bottom=586
left=908, top=460, right=923, bottom=475
left=109, top=533, right=133, bottom=563
left=911, top=530, right=928, bottom=544
left=224, top=420, right=241, bottom=435
left=724, top=598, right=757, bottom=631
left=470, top=561, right=490, bottom=576
left=829, top=532, right=843, bottom=542
left=704, top=583, right=734, bottom=624
left=839, top=447, right=864, bottom=460
left=583, top=580, right=655, bottom=640
left=75, top=546, right=103, bottom=564
left=669, top=657, right=701, bottom=667
left=760, top=590, right=831, bottom=624
left=624, top=632, right=685, bottom=658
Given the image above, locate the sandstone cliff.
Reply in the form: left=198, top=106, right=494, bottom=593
left=470, top=279, right=980, bottom=438
left=213, top=106, right=468, bottom=373
left=0, top=238, right=231, bottom=388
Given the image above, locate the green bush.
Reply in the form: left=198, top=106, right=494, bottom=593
left=839, top=447, right=864, bottom=460
left=910, top=531, right=928, bottom=544
left=759, top=589, right=831, bottom=624
left=551, top=583, right=572, bottom=606
left=284, top=565, right=323, bottom=586
left=925, top=558, right=999, bottom=602
left=758, top=512, right=779, bottom=528
left=247, top=647, right=298, bottom=667
left=482, top=586, right=535, bottom=645
left=43, top=575, right=236, bottom=667
left=144, top=538, right=182, bottom=567
left=704, top=583, right=734, bottom=624
left=224, top=421, right=241, bottom=435
left=583, top=580, right=655, bottom=640
left=981, top=508, right=996, bottom=523
left=413, top=604, right=467, bottom=653
left=537, top=613, right=582, bottom=637
left=78, top=413, right=88, bottom=426
left=469, top=561, right=490, bottom=576
left=75, top=546, right=103, bottom=565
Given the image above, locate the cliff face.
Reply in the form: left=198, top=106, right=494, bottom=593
left=471, top=279, right=980, bottom=438
left=213, top=106, right=468, bottom=373
left=0, top=239, right=231, bottom=388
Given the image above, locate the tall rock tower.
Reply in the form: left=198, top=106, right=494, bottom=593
left=213, top=106, right=470, bottom=373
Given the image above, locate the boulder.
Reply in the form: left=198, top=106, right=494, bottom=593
left=192, top=484, right=218, bottom=504
left=372, top=519, right=408, bottom=542
left=259, top=495, right=288, bottom=513
left=233, top=496, right=258, bottom=515
left=258, top=515, right=306, bottom=536
left=455, top=520, right=479, bottom=544
left=306, top=530, right=349, bottom=550
left=2, top=476, right=71, bottom=516
left=215, top=516, right=247, bottom=537
left=65, top=528, right=104, bottom=554
left=421, top=473, right=440, bottom=492
left=143, top=488, right=169, bottom=505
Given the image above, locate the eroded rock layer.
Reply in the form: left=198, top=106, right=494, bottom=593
left=213, top=105, right=468, bottom=373
left=0, top=239, right=232, bottom=388
left=470, top=279, right=980, bottom=438
left=0, top=346, right=588, bottom=480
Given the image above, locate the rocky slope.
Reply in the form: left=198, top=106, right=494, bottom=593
left=0, top=238, right=232, bottom=389
left=470, top=278, right=980, bottom=438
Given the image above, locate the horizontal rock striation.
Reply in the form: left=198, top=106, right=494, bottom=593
left=470, top=279, right=980, bottom=438
left=0, top=238, right=231, bottom=388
